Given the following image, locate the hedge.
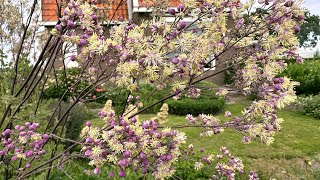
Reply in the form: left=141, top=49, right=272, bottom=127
left=280, top=60, right=320, bottom=95
left=166, top=97, right=225, bottom=115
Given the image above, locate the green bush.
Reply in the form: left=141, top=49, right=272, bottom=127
left=42, top=68, right=106, bottom=102
left=280, top=60, right=320, bottom=95
left=166, top=97, right=224, bottom=115
left=297, top=94, right=320, bottom=119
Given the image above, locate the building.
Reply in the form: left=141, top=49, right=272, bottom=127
left=40, top=0, right=239, bottom=85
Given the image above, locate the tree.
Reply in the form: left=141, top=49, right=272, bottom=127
left=0, top=0, right=304, bottom=179
left=298, top=11, right=320, bottom=47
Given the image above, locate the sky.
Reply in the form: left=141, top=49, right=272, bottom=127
left=303, top=0, right=320, bottom=15
left=298, top=0, right=320, bottom=58
left=240, top=0, right=320, bottom=58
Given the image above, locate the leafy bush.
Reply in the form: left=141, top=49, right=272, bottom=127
left=48, top=101, right=95, bottom=147
left=42, top=68, right=106, bottom=102
left=101, top=81, right=221, bottom=114
left=297, top=95, right=320, bottom=119
left=167, top=97, right=224, bottom=115
left=280, top=60, right=320, bottom=95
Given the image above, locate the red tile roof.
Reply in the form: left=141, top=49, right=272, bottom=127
left=41, top=0, right=240, bottom=23
left=41, top=0, right=129, bottom=22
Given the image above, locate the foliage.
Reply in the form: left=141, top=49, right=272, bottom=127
left=167, top=97, right=224, bottom=115
left=0, top=0, right=306, bottom=179
left=298, top=11, right=320, bottom=48
left=280, top=60, right=320, bottom=95
left=297, top=94, right=320, bottom=119
left=63, top=103, right=95, bottom=147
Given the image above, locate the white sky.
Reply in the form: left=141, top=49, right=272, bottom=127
left=240, top=0, right=320, bottom=58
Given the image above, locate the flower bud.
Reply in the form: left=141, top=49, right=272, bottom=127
left=118, top=170, right=126, bottom=177
left=86, top=121, right=92, bottom=127
left=293, top=25, right=300, bottom=33
left=67, top=20, right=75, bottom=29
left=2, top=129, right=11, bottom=136
left=168, top=8, right=176, bottom=15
left=177, top=4, right=185, bottom=12
left=177, top=21, right=186, bottom=30
left=171, top=58, right=179, bottom=64
left=70, top=55, right=76, bottom=61
left=11, top=156, right=18, bottom=161
left=140, top=152, right=147, bottom=159
left=123, top=150, right=131, bottom=158
left=284, top=0, right=293, bottom=7
left=55, top=24, right=62, bottom=31
left=94, top=167, right=101, bottom=174
left=78, top=39, right=88, bottom=47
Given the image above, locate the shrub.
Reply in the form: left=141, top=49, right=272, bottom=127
left=280, top=60, right=320, bottom=95
left=42, top=68, right=107, bottom=102
left=166, top=97, right=225, bottom=116
left=297, top=95, right=320, bottom=119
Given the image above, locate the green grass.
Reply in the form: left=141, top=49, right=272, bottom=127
left=48, top=102, right=320, bottom=179
left=137, top=103, right=320, bottom=179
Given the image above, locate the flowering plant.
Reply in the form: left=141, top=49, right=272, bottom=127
left=0, top=0, right=304, bottom=179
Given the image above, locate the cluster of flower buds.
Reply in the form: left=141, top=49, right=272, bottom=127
left=186, top=87, right=201, bottom=98
left=1, top=122, right=49, bottom=169
left=213, top=147, right=245, bottom=180
left=80, top=103, right=186, bottom=179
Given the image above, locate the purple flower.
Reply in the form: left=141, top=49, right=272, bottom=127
left=284, top=0, right=294, bottom=7
left=140, top=152, right=147, bottom=159
left=20, top=131, right=27, bottom=136
left=19, top=126, right=25, bottom=131
left=93, top=167, right=101, bottom=174
left=296, top=56, right=303, bottom=64
left=70, top=55, right=76, bottom=61
left=177, top=4, right=185, bottom=12
left=78, top=39, right=88, bottom=47
left=85, top=137, right=93, bottom=143
left=224, top=111, right=232, bottom=117
left=26, top=150, right=33, bottom=157
left=25, top=163, right=31, bottom=168
left=2, top=129, right=11, bottom=136
left=274, top=84, right=281, bottom=91
left=29, top=123, right=37, bottom=130
left=168, top=8, right=176, bottom=15
left=0, top=150, right=6, bottom=156
left=91, top=14, right=98, bottom=21
left=108, top=172, right=115, bottom=178
left=15, top=125, right=20, bottom=130
left=118, top=159, right=128, bottom=167
left=293, top=25, right=300, bottom=33
left=273, top=77, right=284, bottom=84
left=142, top=122, right=149, bottom=129
left=296, top=14, right=305, bottom=21
left=25, top=122, right=31, bottom=127
left=166, top=154, right=173, bottom=161
left=177, top=21, right=186, bottom=30
left=123, top=150, right=131, bottom=158
left=55, top=24, right=62, bottom=31
left=67, top=20, right=75, bottom=29
left=11, top=156, right=18, bottom=161
left=118, top=170, right=126, bottom=177
left=42, top=134, right=49, bottom=139
left=171, top=58, right=179, bottom=64
left=86, top=121, right=92, bottom=127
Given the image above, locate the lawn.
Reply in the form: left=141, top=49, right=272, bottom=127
left=49, top=102, right=320, bottom=179
left=137, top=103, right=320, bottom=179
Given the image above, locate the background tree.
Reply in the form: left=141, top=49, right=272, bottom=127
left=298, top=11, right=320, bottom=47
